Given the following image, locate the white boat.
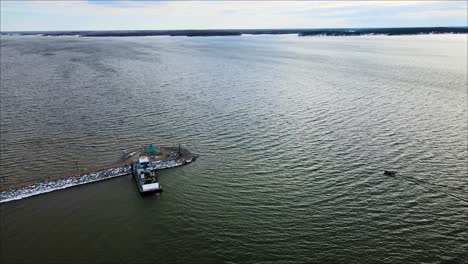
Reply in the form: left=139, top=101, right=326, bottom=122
left=132, top=156, right=162, bottom=193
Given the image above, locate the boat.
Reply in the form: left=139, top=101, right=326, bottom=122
left=132, top=156, right=162, bottom=193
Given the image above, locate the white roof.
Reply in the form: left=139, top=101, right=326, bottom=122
left=138, top=156, right=150, bottom=163
left=142, top=183, right=160, bottom=191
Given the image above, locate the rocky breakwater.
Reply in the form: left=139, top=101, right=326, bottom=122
left=1, top=146, right=197, bottom=203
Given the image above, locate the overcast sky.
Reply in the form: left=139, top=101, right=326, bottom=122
left=1, top=1, right=467, bottom=31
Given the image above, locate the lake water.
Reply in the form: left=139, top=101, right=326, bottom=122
left=1, top=34, right=467, bottom=263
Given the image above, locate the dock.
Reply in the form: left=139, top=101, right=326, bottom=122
left=0, top=145, right=197, bottom=203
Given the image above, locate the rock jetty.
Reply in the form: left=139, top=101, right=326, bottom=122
left=0, top=145, right=197, bottom=203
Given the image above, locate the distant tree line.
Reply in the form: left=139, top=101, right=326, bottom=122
left=1, top=27, right=466, bottom=37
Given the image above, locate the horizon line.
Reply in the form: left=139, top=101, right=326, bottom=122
left=2, top=25, right=468, bottom=33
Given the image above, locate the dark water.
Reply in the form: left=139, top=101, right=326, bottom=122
left=1, top=34, right=467, bottom=263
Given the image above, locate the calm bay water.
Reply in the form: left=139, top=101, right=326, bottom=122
left=1, top=34, right=467, bottom=263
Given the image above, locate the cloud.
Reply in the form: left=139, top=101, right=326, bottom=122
left=1, top=1, right=467, bottom=31
left=20, top=1, right=445, bottom=17
left=395, top=9, right=468, bottom=19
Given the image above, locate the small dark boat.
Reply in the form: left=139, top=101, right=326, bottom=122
left=383, top=170, right=397, bottom=176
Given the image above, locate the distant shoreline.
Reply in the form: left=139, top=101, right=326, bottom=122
left=1, top=27, right=466, bottom=37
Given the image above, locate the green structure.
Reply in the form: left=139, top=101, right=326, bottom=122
left=145, top=144, right=158, bottom=153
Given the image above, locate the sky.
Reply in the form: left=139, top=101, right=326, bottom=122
left=1, top=1, right=467, bottom=31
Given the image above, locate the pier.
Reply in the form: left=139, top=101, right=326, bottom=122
left=0, top=145, right=197, bottom=203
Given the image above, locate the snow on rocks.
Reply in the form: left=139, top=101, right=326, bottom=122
left=0, top=165, right=131, bottom=203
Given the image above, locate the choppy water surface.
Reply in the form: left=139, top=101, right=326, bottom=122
left=1, top=34, right=467, bottom=263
